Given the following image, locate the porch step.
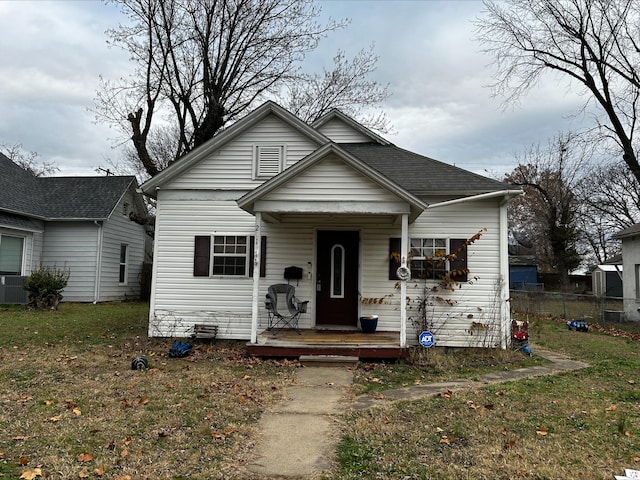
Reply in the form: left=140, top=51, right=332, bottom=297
left=299, top=354, right=359, bottom=367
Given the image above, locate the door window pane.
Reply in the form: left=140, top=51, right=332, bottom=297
left=331, top=244, right=345, bottom=298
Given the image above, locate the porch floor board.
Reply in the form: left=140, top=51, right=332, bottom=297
left=246, top=329, right=408, bottom=359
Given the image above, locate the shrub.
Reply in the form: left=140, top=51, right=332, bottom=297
left=24, top=266, right=70, bottom=310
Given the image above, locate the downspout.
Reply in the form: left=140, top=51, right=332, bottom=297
left=93, top=221, right=104, bottom=304
left=400, top=213, right=409, bottom=348
left=499, top=196, right=511, bottom=349
left=250, top=212, right=262, bottom=344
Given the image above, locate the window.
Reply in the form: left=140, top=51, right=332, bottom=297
left=253, top=145, right=285, bottom=179
left=409, top=238, right=447, bottom=280
left=331, top=244, right=345, bottom=298
left=119, top=244, right=128, bottom=284
left=194, top=235, right=266, bottom=277
left=213, top=235, right=247, bottom=276
left=389, top=238, right=468, bottom=282
left=0, top=235, right=24, bottom=275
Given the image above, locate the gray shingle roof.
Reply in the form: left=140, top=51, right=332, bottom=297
left=0, top=212, right=43, bottom=231
left=613, top=223, right=640, bottom=239
left=339, top=143, right=512, bottom=195
left=0, top=152, right=135, bottom=220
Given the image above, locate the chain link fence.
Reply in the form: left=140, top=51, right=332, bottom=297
left=510, top=289, right=626, bottom=323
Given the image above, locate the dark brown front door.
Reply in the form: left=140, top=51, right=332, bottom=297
left=315, top=230, right=359, bottom=327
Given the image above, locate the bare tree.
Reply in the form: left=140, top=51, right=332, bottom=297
left=95, top=0, right=389, bottom=179
left=1, top=143, right=58, bottom=177
left=281, top=45, right=390, bottom=131
left=505, top=133, right=591, bottom=288
left=575, top=161, right=640, bottom=264
left=476, top=0, right=640, bottom=184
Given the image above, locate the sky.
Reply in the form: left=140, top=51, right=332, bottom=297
left=0, top=0, right=591, bottom=179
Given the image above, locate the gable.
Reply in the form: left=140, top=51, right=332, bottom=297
left=163, top=113, right=323, bottom=191
left=261, top=154, right=402, bottom=203
left=315, top=117, right=374, bottom=143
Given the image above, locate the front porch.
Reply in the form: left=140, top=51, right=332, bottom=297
left=246, top=328, right=409, bottom=359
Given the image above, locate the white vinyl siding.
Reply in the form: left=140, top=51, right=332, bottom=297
left=100, top=190, right=146, bottom=301
left=42, top=222, right=98, bottom=302
left=39, top=190, right=146, bottom=302
left=262, top=155, right=399, bottom=203
left=315, top=117, right=372, bottom=143
left=165, top=115, right=319, bottom=190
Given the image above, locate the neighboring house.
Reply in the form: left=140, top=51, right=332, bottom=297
left=613, top=224, right=640, bottom=321
left=0, top=153, right=149, bottom=303
left=592, top=264, right=623, bottom=298
left=141, top=101, right=522, bottom=348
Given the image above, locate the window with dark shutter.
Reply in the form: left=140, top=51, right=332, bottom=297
left=194, top=236, right=211, bottom=276
left=388, top=237, right=468, bottom=282
left=449, top=238, right=468, bottom=282
left=194, top=235, right=267, bottom=277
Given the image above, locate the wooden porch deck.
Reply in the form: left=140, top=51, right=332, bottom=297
left=246, top=328, right=408, bottom=359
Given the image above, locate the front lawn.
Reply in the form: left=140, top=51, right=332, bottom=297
left=0, top=302, right=297, bottom=479
left=331, top=316, right=640, bottom=480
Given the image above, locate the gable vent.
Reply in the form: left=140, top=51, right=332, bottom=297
left=255, top=145, right=284, bottom=179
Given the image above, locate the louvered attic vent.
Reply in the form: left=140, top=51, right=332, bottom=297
left=255, top=145, right=284, bottom=179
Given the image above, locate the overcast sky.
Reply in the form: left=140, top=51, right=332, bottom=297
left=0, top=0, right=590, bottom=178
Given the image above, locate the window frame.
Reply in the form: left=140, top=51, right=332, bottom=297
left=252, top=144, right=286, bottom=180
left=194, top=235, right=266, bottom=278
left=389, top=237, right=468, bottom=282
left=0, top=234, right=26, bottom=276
left=408, top=237, right=448, bottom=280
left=119, top=243, right=129, bottom=285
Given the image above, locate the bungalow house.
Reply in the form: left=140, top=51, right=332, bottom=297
left=141, top=101, right=522, bottom=352
left=613, top=224, right=640, bottom=321
left=0, top=153, right=149, bottom=303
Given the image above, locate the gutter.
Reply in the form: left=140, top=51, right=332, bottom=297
left=426, top=189, right=523, bottom=209
left=93, top=221, right=104, bottom=304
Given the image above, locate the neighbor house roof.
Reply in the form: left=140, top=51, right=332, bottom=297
left=0, top=152, right=136, bottom=221
left=613, top=223, right=640, bottom=240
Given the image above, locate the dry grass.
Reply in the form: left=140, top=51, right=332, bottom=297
left=0, top=302, right=298, bottom=479
left=331, top=317, right=640, bottom=480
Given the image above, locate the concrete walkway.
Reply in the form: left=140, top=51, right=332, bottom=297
left=244, top=346, right=588, bottom=479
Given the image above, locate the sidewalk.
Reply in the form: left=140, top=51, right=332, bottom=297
left=244, top=345, right=588, bottom=479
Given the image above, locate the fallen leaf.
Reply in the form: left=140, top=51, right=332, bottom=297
left=374, top=393, right=385, bottom=400
left=501, top=428, right=508, bottom=436
left=79, top=469, right=89, bottom=478
left=19, top=457, right=29, bottom=465
left=19, top=469, right=42, bottom=480
left=503, top=439, right=516, bottom=450
left=536, top=427, right=549, bottom=436
left=44, top=400, right=54, bottom=406
left=606, top=405, right=618, bottom=412
left=94, top=465, right=105, bottom=476
left=49, top=415, right=62, bottom=422
left=439, top=436, right=450, bottom=444
left=138, top=397, right=148, bottom=406
left=77, top=453, right=94, bottom=462
left=120, top=449, right=128, bottom=458
left=122, top=436, right=132, bottom=446
left=73, top=408, right=82, bottom=416
left=114, top=476, right=131, bottom=480
left=628, top=380, right=636, bottom=385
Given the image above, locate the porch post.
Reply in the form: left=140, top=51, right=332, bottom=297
left=250, top=212, right=262, bottom=344
left=400, top=213, right=409, bottom=348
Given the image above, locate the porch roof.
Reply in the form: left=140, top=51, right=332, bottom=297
left=237, top=143, right=428, bottom=223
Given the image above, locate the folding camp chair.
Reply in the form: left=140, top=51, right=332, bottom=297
left=265, top=283, right=308, bottom=334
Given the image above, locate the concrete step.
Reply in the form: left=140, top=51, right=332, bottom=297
left=299, top=354, right=359, bottom=367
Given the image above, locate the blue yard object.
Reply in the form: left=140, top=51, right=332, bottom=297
left=169, top=340, right=192, bottom=358
left=566, top=320, right=589, bottom=332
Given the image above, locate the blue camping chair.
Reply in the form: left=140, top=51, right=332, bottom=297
left=265, top=284, right=308, bottom=334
